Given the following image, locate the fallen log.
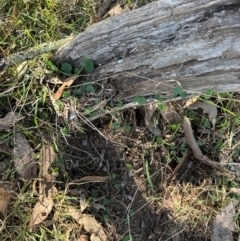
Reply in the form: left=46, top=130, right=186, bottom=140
left=52, top=0, right=240, bottom=101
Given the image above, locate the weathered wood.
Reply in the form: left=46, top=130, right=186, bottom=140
left=0, top=36, right=75, bottom=71
left=52, top=0, right=240, bottom=100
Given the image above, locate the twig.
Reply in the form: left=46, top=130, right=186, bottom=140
left=173, top=149, right=189, bottom=175
left=183, top=116, right=235, bottom=177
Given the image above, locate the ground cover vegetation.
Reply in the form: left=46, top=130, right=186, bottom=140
left=0, top=0, right=240, bottom=240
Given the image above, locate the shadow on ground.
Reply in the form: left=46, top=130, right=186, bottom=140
left=63, top=118, right=217, bottom=241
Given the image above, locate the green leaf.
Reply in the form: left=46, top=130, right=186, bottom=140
left=132, top=96, right=146, bottom=105
left=109, top=102, right=115, bottom=108
left=155, top=93, right=163, bottom=101
left=85, top=84, right=95, bottom=93
left=74, top=67, right=80, bottom=75
left=84, top=58, right=94, bottom=73
left=117, top=100, right=123, bottom=107
left=61, top=127, right=68, bottom=135
left=104, top=215, right=110, bottom=222
left=112, top=122, right=121, bottom=130
left=201, top=116, right=211, bottom=129
left=124, top=125, right=131, bottom=132
left=231, top=181, right=238, bottom=188
left=111, top=173, right=117, bottom=179
left=126, top=163, right=132, bottom=169
left=46, top=60, right=58, bottom=72
left=129, top=209, right=134, bottom=217
left=204, top=89, right=216, bottom=100
left=74, top=87, right=85, bottom=95
left=62, top=91, right=71, bottom=98
left=171, top=124, right=178, bottom=131
left=103, top=198, right=110, bottom=206
left=187, top=110, right=196, bottom=119
left=61, top=62, right=72, bottom=74
left=156, top=137, right=163, bottom=144
left=114, top=183, right=121, bottom=190
left=158, top=103, right=166, bottom=112
left=123, top=235, right=132, bottom=241
left=95, top=98, right=101, bottom=104
left=56, top=157, right=64, bottom=165
left=84, top=107, right=93, bottom=115
left=91, top=189, right=98, bottom=197
left=172, top=85, right=187, bottom=98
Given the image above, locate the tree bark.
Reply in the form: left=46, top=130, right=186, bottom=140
left=52, top=0, right=240, bottom=101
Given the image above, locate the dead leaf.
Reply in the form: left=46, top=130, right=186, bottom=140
left=211, top=201, right=237, bottom=241
left=108, top=4, right=124, bottom=17
left=67, top=206, right=107, bottom=241
left=16, top=61, right=28, bottom=81
left=0, top=112, right=25, bottom=129
left=67, top=205, right=81, bottom=221
left=90, top=203, right=105, bottom=211
left=184, top=97, right=199, bottom=108
left=0, top=187, right=10, bottom=216
left=28, top=197, right=53, bottom=230
left=80, top=193, right=89, bottom=213
left=38, top=145, right=58, bottom=200
left=145, top=103, right=161, bottom=136
left=186, top=100, right=217, bottom=128
left=68, top=189, right=80, bottom=196
left=48, top=75, right=63, bottom=84
left=13, top=131, right=38, bottom=179
left=73, top=176, right=109, bottom=183
left=79, top=215, right=107, bottom=241
left=39, top=145, right=56, bottom=176
left=53, top=75, right=79, bottom=100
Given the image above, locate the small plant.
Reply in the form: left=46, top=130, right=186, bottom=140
left=46, top=58, right=94, bottom=76
left=172, top=84, right=187, bottom=98
left=204, top=89, right=217, bottom=100
left=132, top=96, right=146, bottom=105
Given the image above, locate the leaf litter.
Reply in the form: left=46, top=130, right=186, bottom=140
left=13, top=131, right=38, bottom=179
left=0, top=112, right=25, bottom=130
left=108, top=4, right=124, bottom=17
left=0, top=187, right=11, bottom=216
left=66, top=206, right=107, bottom=241
left=53, top=75, right=80, bottom=100
left=28, top=145, right=58, bottom=230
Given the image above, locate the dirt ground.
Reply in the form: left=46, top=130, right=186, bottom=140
left=57, top=102, right=239, bottom=241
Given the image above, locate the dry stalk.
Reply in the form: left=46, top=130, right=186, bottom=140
left=183, top=116, right=235, bottom=178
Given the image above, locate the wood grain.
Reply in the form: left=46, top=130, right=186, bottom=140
left=52, top=0, right=240, bottom=100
